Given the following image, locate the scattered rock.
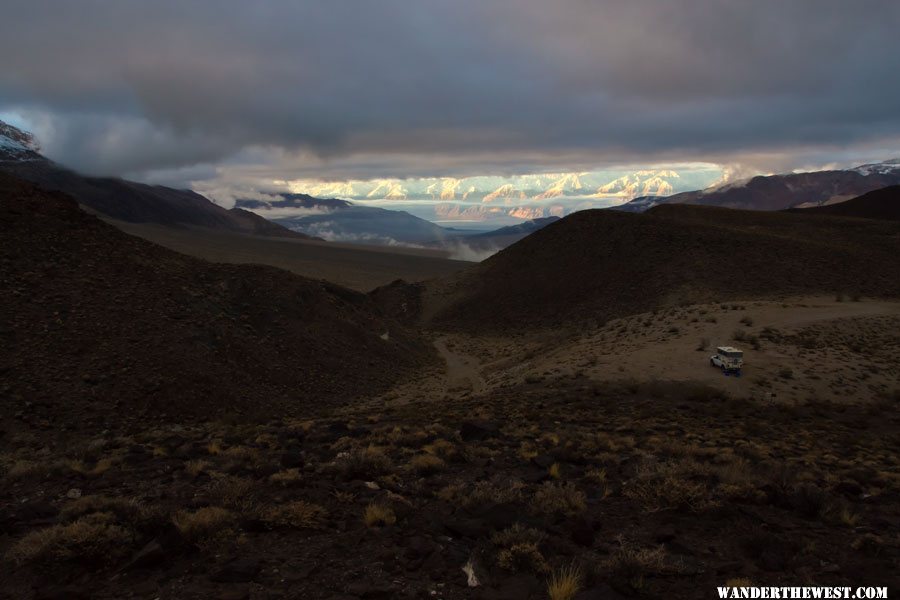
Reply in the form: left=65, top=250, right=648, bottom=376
left=209, top=558, right=261, bottom=583
left=569, top=516, right=595, bottom=547
left=459, top=420, right=500, bottom=442
left=574, top=584, right=628, bottom=599
left=122, top=540, right=165, bottom=570
left=478, top=573, right=541, bottom=600
left=280, top=449, right=304, bottom=468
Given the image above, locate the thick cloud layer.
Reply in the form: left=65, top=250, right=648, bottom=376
left=2, top=0, right=899, bottom=183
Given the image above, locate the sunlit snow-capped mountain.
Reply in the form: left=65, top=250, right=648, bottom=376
left=279, top=165, right=722, bottom=223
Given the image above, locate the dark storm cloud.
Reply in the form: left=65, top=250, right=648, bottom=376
left=2, top=0, right=899, bottom=179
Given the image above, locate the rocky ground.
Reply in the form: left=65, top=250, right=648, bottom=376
left=2, top=368, right=898, bottom=599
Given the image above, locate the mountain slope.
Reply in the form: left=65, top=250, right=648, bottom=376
left=0, top=173, right=431, bottom=424
left=0, top=120, right=309, bottom=239
left=236, top=192, right=455, bottom=245
left=427, top=205, right=900, bottom=330
left=436, top=216, right=561, bottom=254
left=788, top=185, right=900, bottom=221
left=618, top=162, right=900, bottom=212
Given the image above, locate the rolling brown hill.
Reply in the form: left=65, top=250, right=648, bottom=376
left=0, top=174, right=432, bottom=427
left=426, top=203, right=900, bottom=330
left=789, top=185, right=900, bottom=221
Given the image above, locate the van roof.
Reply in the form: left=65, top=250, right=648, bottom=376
left=717, top=346, right=742, bottom=353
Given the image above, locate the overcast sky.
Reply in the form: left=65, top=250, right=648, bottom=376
left=2, top=0, right=900, bottom=191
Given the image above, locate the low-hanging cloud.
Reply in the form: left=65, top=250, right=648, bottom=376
left=2, top=0, right=900, bottom=185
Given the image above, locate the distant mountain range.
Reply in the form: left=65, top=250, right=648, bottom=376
left=279, top=168, right=723, bottom=224
left=236, top=193, right=561, bottom=252
left=617, top=160, right=900, bottom=212
left=284, top=169, right=708, bottom=203
left=0, top=120, right=310, bottom=239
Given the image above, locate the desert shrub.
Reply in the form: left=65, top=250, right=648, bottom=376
left=732, top=329, right=748, bottom=342
left=172, top=507, right=237, bottom=548
left=696, top=337, right=710, bottom=352
left=422, top=438, right=458, bottom=459
left=531, top=482, right=587, bottom=516
left=206, top=475, right=259, bottom=514
left=338, top=445, right=392, bottom=479
left=605, top=538, right=666, bottom=592
left=547, top=564, right=582, bottom=600
left=263, top=500, right=327, bottom=529
left=409, top=454, right=445, bottom=475
left=269, top=468, right=302, bottom=486
left=59, top=495, right=145, bottom=525
left=184, top=459, right=211, bottom=476
left=4, top=459, right=46, bottom=480
left=740, top=316, right=754, bottom=327
left=438, top=479, right=525, bottom=508
left=363, top=502, right=396, bottom=527
left=6, top=512, right=133, bottom=566
left=491, top=523, right=547, bottom=548
left=497, top=542, right=549, bottom=573
left=623, top=459, right=719, bottom=512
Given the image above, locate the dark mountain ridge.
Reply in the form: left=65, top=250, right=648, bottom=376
left=427, top=203, right=900, bottom=330
left=0, top=173, right=432, bottom=425
left=0, top=120, right=310, bottom=239
left=787, top=185, right=900, bottom=221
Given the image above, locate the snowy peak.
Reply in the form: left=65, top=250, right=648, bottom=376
left=535, top=173, right=586, bottom=199
left=483, top=183, right=527, bottom=203
left=852, top=159, right=900, bottom=176
left=0, top=120, right=41, bottom=160
left=366, top=179, right=408, bottom=200
left=594, top=170, right=679, bottom=198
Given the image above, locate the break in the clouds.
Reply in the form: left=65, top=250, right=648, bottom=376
left=2, top=0, right=900, bottom=193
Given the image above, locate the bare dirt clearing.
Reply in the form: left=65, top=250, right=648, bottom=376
left=428, top=297, right=900, bottom=406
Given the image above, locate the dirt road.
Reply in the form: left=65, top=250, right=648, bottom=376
left=433, top=335, right=486, bottom=395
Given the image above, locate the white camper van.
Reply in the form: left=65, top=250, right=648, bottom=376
left=710, top=346, right=743, bottom=373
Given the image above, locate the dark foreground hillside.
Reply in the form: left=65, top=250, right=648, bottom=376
left=428, top=204, right=900, bottom=330
left=788, top=186, right=900, bottom=221
left=0, top=174, right=432, bottom=428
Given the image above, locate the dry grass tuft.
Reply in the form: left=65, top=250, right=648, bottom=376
left=363, top=502, right=396, bottom=527
left=269, top=468, right=303, bottom=486
left=410, top=454, right=445, bottom=475
left=497, top=542, right=549, bottom=573
left=60, top=495, right=146, bottom=525
left=531, top=482, right=587, bottom=516
left=206, top=474, right=259, bottom=514
left=438, top=479, right=526, bottom=508
left=5, top=512, right=133, bottom=565
left=340, top=445, right=392, bottom=479
left=263, top=500, right=327, bottom=529
left=623, top=459, right=720, bottom=512
left=172, top=507, right=237, bottom=548
left=184, top=459, right=211, bottom=476
left=547, top=563, right=582, bottom=600
left=606, top=538, right=666, bottom=592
